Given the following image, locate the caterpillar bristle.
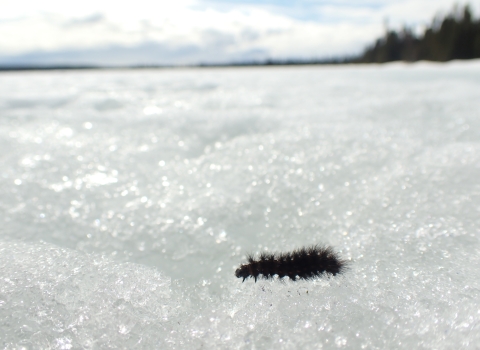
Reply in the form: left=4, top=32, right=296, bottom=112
left=234, top=245, right=348, bottom=283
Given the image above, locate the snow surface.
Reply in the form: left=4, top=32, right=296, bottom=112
left=0, top=62, right=480, bottom=349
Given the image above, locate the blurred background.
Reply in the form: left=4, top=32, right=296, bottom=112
left=1, top=0, right=479, bottom=67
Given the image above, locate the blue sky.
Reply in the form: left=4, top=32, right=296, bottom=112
left=0, top=0, right=477, bottom=66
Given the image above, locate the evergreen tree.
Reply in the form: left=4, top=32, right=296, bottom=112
left=355, top=4, right=480, bottom=63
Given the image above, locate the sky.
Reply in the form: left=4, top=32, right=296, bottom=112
left=0, top=0, right=478, bottom=66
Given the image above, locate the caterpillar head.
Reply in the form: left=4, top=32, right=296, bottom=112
left=235, top=264, right=250, bottom=282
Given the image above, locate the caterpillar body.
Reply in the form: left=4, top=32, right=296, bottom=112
left=235, top=245, right=347, bottom=282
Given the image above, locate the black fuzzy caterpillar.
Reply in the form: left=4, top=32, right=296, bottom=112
left=235, top=245, right=347, bottom=282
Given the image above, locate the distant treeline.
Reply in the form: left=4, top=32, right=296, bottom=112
left=1, top=4, right=479, bottom=71
left=0, top=65, right=100, bottom=71
left=354, top=4, right=480, bottom=63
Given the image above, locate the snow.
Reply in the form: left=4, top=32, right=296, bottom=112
left=1, top=63, right=479, bottom=349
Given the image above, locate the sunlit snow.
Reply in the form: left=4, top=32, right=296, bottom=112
left=1, top=61, right=480, bottom=348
